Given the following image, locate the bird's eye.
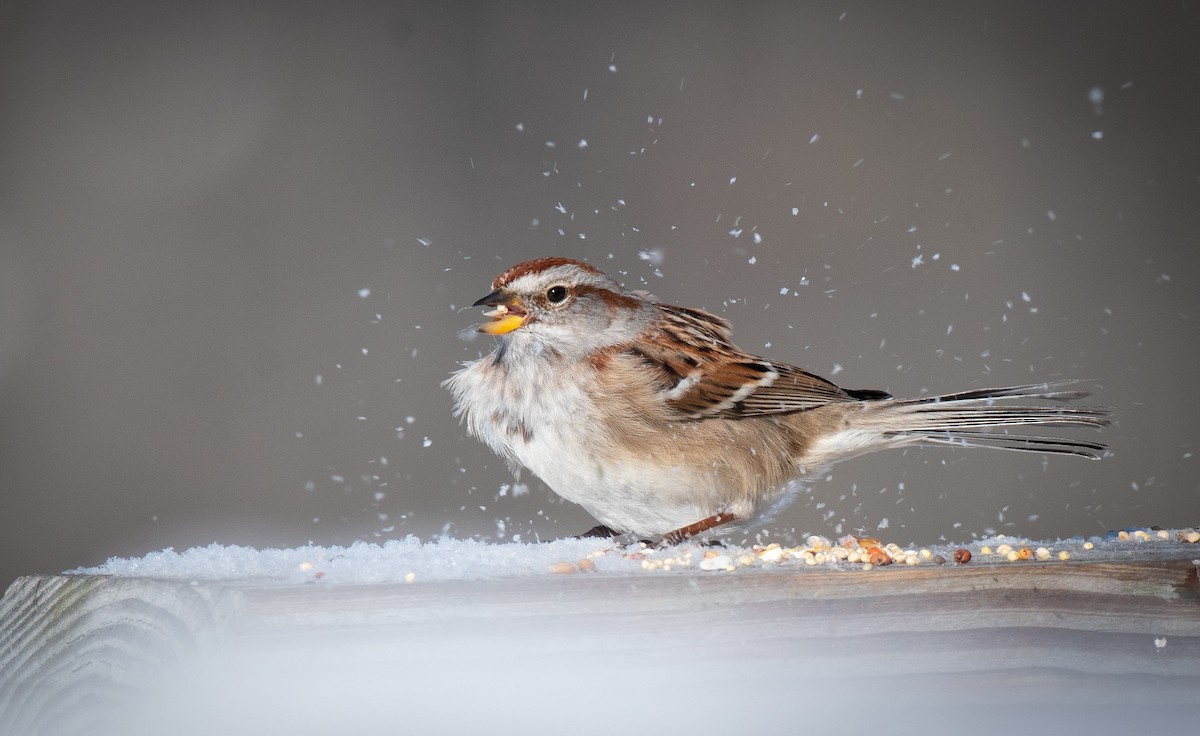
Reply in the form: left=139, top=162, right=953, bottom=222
left=546, top=285, right=568, bottom=303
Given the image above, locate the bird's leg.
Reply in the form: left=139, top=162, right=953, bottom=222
left=661, top=513, right=738, bottom=546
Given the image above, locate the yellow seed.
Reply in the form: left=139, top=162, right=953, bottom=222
left=298, top=562, right=314, bottom=572
left=1057, top=551, right=1071, bottom=561
left=1083, top=541, right=1094, bottom=550
left=920, top=548, right=933, bottom=560
left=1156, top=529, right=1170, bottom=540
left=1117, top=530, right=1130, bottom=541
left=981, top=546, right=993, bottom=555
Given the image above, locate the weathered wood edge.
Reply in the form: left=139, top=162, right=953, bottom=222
left=2, top=558, right=1198, bottom=735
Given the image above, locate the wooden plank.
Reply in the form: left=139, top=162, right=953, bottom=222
left=2, top=559, right=1198, bottom=735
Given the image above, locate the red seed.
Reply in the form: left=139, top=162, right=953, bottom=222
left=866, top=546, right=892, bottom=566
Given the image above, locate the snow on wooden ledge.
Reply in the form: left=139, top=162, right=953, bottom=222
left=2, top=549, right=1198, bottom=735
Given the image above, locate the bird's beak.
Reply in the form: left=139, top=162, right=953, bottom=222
left=473, top=290, right=527, bottom=334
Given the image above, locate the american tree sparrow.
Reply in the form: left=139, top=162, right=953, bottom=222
left=444, top=257, right=1110, bottom=543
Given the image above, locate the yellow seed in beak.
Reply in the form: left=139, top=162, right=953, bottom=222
left=479, top=314, right=526, bottom=334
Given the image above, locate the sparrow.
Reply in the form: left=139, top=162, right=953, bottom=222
left=444, top=257, right=1110, bottom=543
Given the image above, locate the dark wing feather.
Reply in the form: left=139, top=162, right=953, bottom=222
left=727, top=362, right=861, bottom=416
left=628, top=304, right=884, bottom=420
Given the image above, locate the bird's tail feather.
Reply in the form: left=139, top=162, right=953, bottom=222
left=861, top=381, right=1111, bottom=459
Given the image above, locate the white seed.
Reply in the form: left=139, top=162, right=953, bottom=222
left=760, top=546, right=784, bottom=563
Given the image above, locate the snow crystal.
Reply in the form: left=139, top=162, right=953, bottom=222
left=357, top=288, right=371, bottom=298
left=637, top=249, right=664, bottom=265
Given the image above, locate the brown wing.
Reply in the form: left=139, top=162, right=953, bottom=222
left=626, top=304, right=873, bottom=420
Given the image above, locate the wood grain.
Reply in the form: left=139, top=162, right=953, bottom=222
left=2, top=559, right=1198, bottom=734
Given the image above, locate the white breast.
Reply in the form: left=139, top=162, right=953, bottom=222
left=445, top=344, right=712, bottom=537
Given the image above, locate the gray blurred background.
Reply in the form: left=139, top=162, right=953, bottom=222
left=1, top=1, right=1197, bottom=588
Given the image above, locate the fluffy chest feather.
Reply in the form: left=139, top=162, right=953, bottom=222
left=446, top=341, right=722, bottom=534
left=446, top=342, right=601, bottom=483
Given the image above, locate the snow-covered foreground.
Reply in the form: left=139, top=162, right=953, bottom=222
left=4, top=532, right=1194, bottom=735
left=72, top=528, right=1200, bottom=583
